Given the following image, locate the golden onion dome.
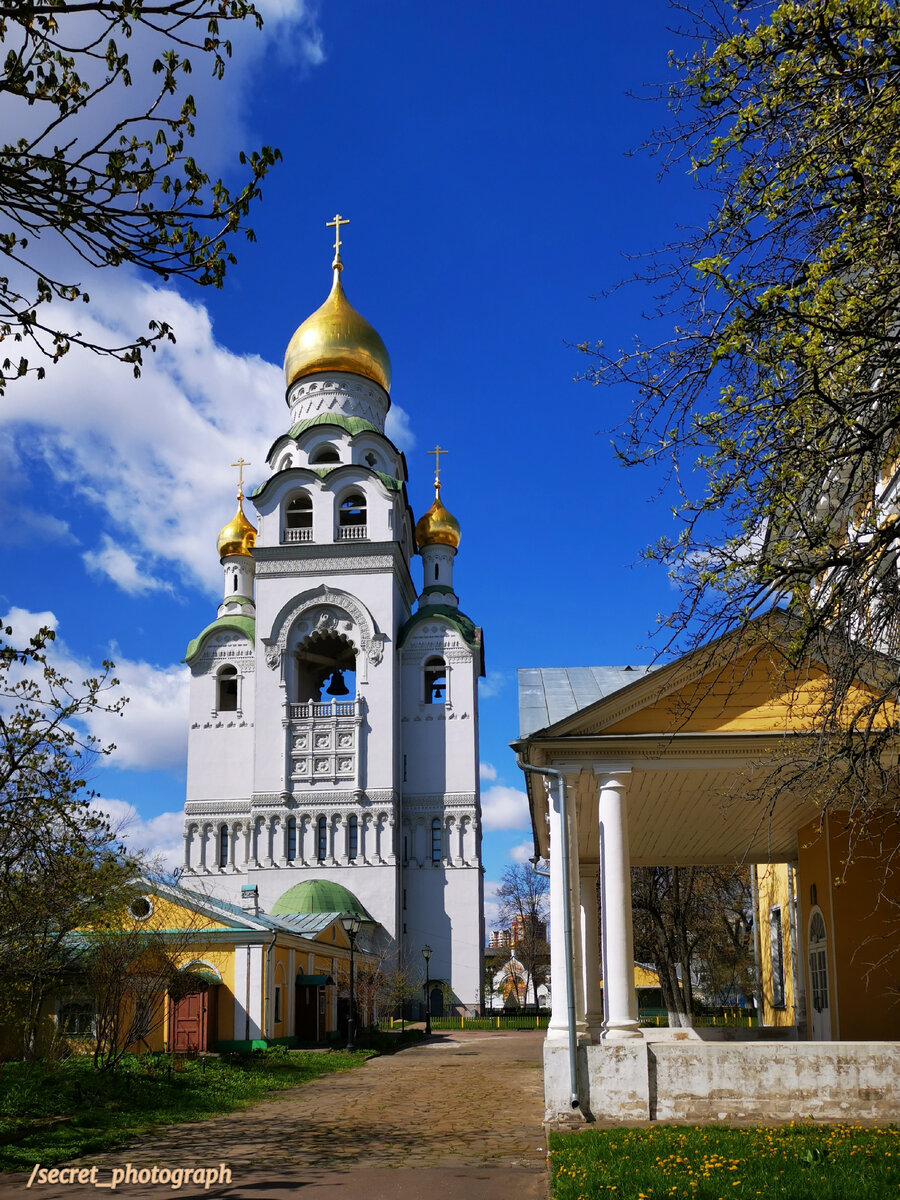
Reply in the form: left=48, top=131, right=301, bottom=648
left=284, top=264, right=392, bottom=393
left=217, top=499, right=257, bottom=560
left=415, top=485, right=461, bottom=551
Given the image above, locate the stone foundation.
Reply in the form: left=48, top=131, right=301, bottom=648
left=544, top=1037, right=900, bottom=1123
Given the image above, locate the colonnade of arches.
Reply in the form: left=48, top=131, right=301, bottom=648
left=184, top=809, right=396, bottom=872
left=401, top=812, right=478, bottom=868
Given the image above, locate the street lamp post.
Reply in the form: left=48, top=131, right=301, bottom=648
left=422, top=944, right=432, bottom=1037
left=340, top=911, right=362, bottom=1050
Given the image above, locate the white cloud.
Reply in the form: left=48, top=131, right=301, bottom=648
left=481, top=784, right=531, bottom=832
left=478, top=670, right=508, bottom=699
left=1, top=607, right=189, bottom=773
left=479, top=761, right=498, bottom=782
left=3, top=279, right=285, bottom=598
left=84, top=657, right=189, bottom=773
left=385, top=404, right=416, bottom=451
left=83, top=534, right=170, bottom=596
left=509, top=840, right=535, bottom=864
left=2, top=605, right=58, bottom=639
left=5, top=509, right=75, bottom=546
left=91, top=799, right=185, bottom=872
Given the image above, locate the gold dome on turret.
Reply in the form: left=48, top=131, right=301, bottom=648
left=283, top=249, right=391, bottom=393
left=217, top=498, right=257, bottom=560
left=415, top=483, right=461, bottom=551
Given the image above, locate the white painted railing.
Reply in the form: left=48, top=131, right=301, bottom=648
left=290, top=700, right=360, bottom=719
left=337, top=525, right=367, bottom=540
left=283, top=527, right=313, bottom=543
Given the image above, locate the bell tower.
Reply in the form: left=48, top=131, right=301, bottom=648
left=181, top=218, right=484, bottom=1014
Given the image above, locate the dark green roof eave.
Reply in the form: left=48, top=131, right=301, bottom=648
left=398, top=605, right=485, bottom=676
left=183, top=616, right=256, bottom=664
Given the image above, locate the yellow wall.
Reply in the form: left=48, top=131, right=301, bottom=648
left=605, top=651, right=893, bottom=735
left=798, top=813, right=900, bottom=1040
left=754, top=863, right=798, bottom=1028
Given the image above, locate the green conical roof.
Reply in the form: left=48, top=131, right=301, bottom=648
left=270, top=879, right=373, bottom=921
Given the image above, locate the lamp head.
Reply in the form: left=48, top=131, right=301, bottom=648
left=340, top=911, right=361, bottom=937
left=422, top=944, right=432, bottom=962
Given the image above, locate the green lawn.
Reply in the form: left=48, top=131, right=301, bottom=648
left=549, top=1123, right=900, bottom=1199
left=0, top=1047, right=372, bottom=1172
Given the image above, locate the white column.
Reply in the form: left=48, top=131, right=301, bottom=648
left=598, top=773, right=641, bottom=1040
left=264, top=817, right=276, bottom=868
left=183, top=827, right=193, bottom=869
left=242, top=823, right=251, bottom=867
left=250, top=817, right=260, bottom=868
left=580, top=862, right=603, bottom=1039
left=547, top=774, right=587, bottom=1042
left=338, top=814, right=349, bottom=865
left=278, top=815, right=289, bottom=867
left=199, top=823, right=209, bottom=872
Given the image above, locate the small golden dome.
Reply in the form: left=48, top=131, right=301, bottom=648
left=217, top=500, right=257, bottom=560
left=284, top=265, right=391, bottom=393
left=415, top=485, right=461, bottom=551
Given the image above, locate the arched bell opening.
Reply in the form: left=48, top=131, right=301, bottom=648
left=293, top=628, right=357, bottom=703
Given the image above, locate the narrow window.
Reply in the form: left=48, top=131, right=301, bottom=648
left=432, top=818, right=442, bottom=864
left=274, top=985, right=282, bottom=1024
left=287, top=817, right=297, bottom=862
left=217, top=665, right=238, bottom=712
left=317, top=816, right=327, bottom=861
left=338, top=493, right=367, bottom=538
left=233, top=574, right=238, bottom=592
left=218, top=824, right=229, bottom=868
left=285, top=493, right=313, bottom=542
left=403, top=835, right=408, bottom=865
left=769, top=906, right=785, bottom=1008
left=424, top=656, right=446, bottom=704
left=348, top=814, right=358, bottom=861
left=434, top=563, right=439, bottom=580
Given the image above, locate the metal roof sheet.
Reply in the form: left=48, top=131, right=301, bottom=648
left=517, top=664, right=655, bottom=737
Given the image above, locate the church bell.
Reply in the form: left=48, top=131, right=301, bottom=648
left=325, top=669, right=350, bottom=697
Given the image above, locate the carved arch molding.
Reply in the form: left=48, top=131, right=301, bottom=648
left=263, top=584, right=387, bottom=681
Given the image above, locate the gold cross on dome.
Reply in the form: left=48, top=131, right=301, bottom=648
left=231, top=457, right=250, bottom=500
left=429, top=444, right=448, bottom=486
left=326, top=213, right=350, bottom=262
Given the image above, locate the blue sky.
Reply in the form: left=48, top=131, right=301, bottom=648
left=3, top=0, right=702, bottom=927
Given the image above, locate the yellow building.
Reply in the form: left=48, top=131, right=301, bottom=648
left=52, top=879, right=377, bottom=1055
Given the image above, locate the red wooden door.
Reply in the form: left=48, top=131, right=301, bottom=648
left=170, top=990, right=207, bottom=1052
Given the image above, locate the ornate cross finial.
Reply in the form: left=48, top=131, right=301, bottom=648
left=326, top=213, right=350, bottom=267
left=429, top=444, right=448, bottom=493
left=231, top=457, right=250, bottom=501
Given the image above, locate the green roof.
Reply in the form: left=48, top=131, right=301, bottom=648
left=399, top=605, right=482, bottom=653
left=288, top=414, right=380, bottom=440
left=270, top=880, right=373, bottom=922
left=183, top=616, right=255, bottom=664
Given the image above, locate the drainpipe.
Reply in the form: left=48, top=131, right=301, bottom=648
left=264, top=931, right=277, bottom=1041
left=515, top=753, right=580, bottom=1111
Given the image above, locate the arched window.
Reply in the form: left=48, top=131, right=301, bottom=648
left=317, top=816, right=328, bottom=861
left=431, top=818, right=442, bottom=864
left=348, top=814, right=358, bottom=861
left=284, top=493, right=313, bottom=543
left=424, top=656, right=446, bottom=705
left=218, top=824, right=229, bottom=868
left=337, top=493, right=367, bottom=540
left=310, top=444, right=340, bottom=465
left=217, top=665, right=238, bottom=712
left=287, top=817, right=297, bottom=862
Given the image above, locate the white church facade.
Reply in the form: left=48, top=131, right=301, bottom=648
left=180, top=219, right=485, bottom=1016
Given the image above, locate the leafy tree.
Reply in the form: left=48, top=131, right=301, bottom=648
left=0, top=624, right=142, bottom=1056
left=630, top=865, right=754, bottom=1027
left=0, top=0, right=280, bottom=391
left=581, top=0, right=900, bottom=819
left=497, top=862, right=550, bottom=1009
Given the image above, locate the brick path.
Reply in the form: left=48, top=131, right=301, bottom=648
left=2, top=1031, right=548, bottom=1200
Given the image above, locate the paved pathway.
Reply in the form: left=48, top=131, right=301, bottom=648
left=3, top=1031, right=548, bottom=1200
